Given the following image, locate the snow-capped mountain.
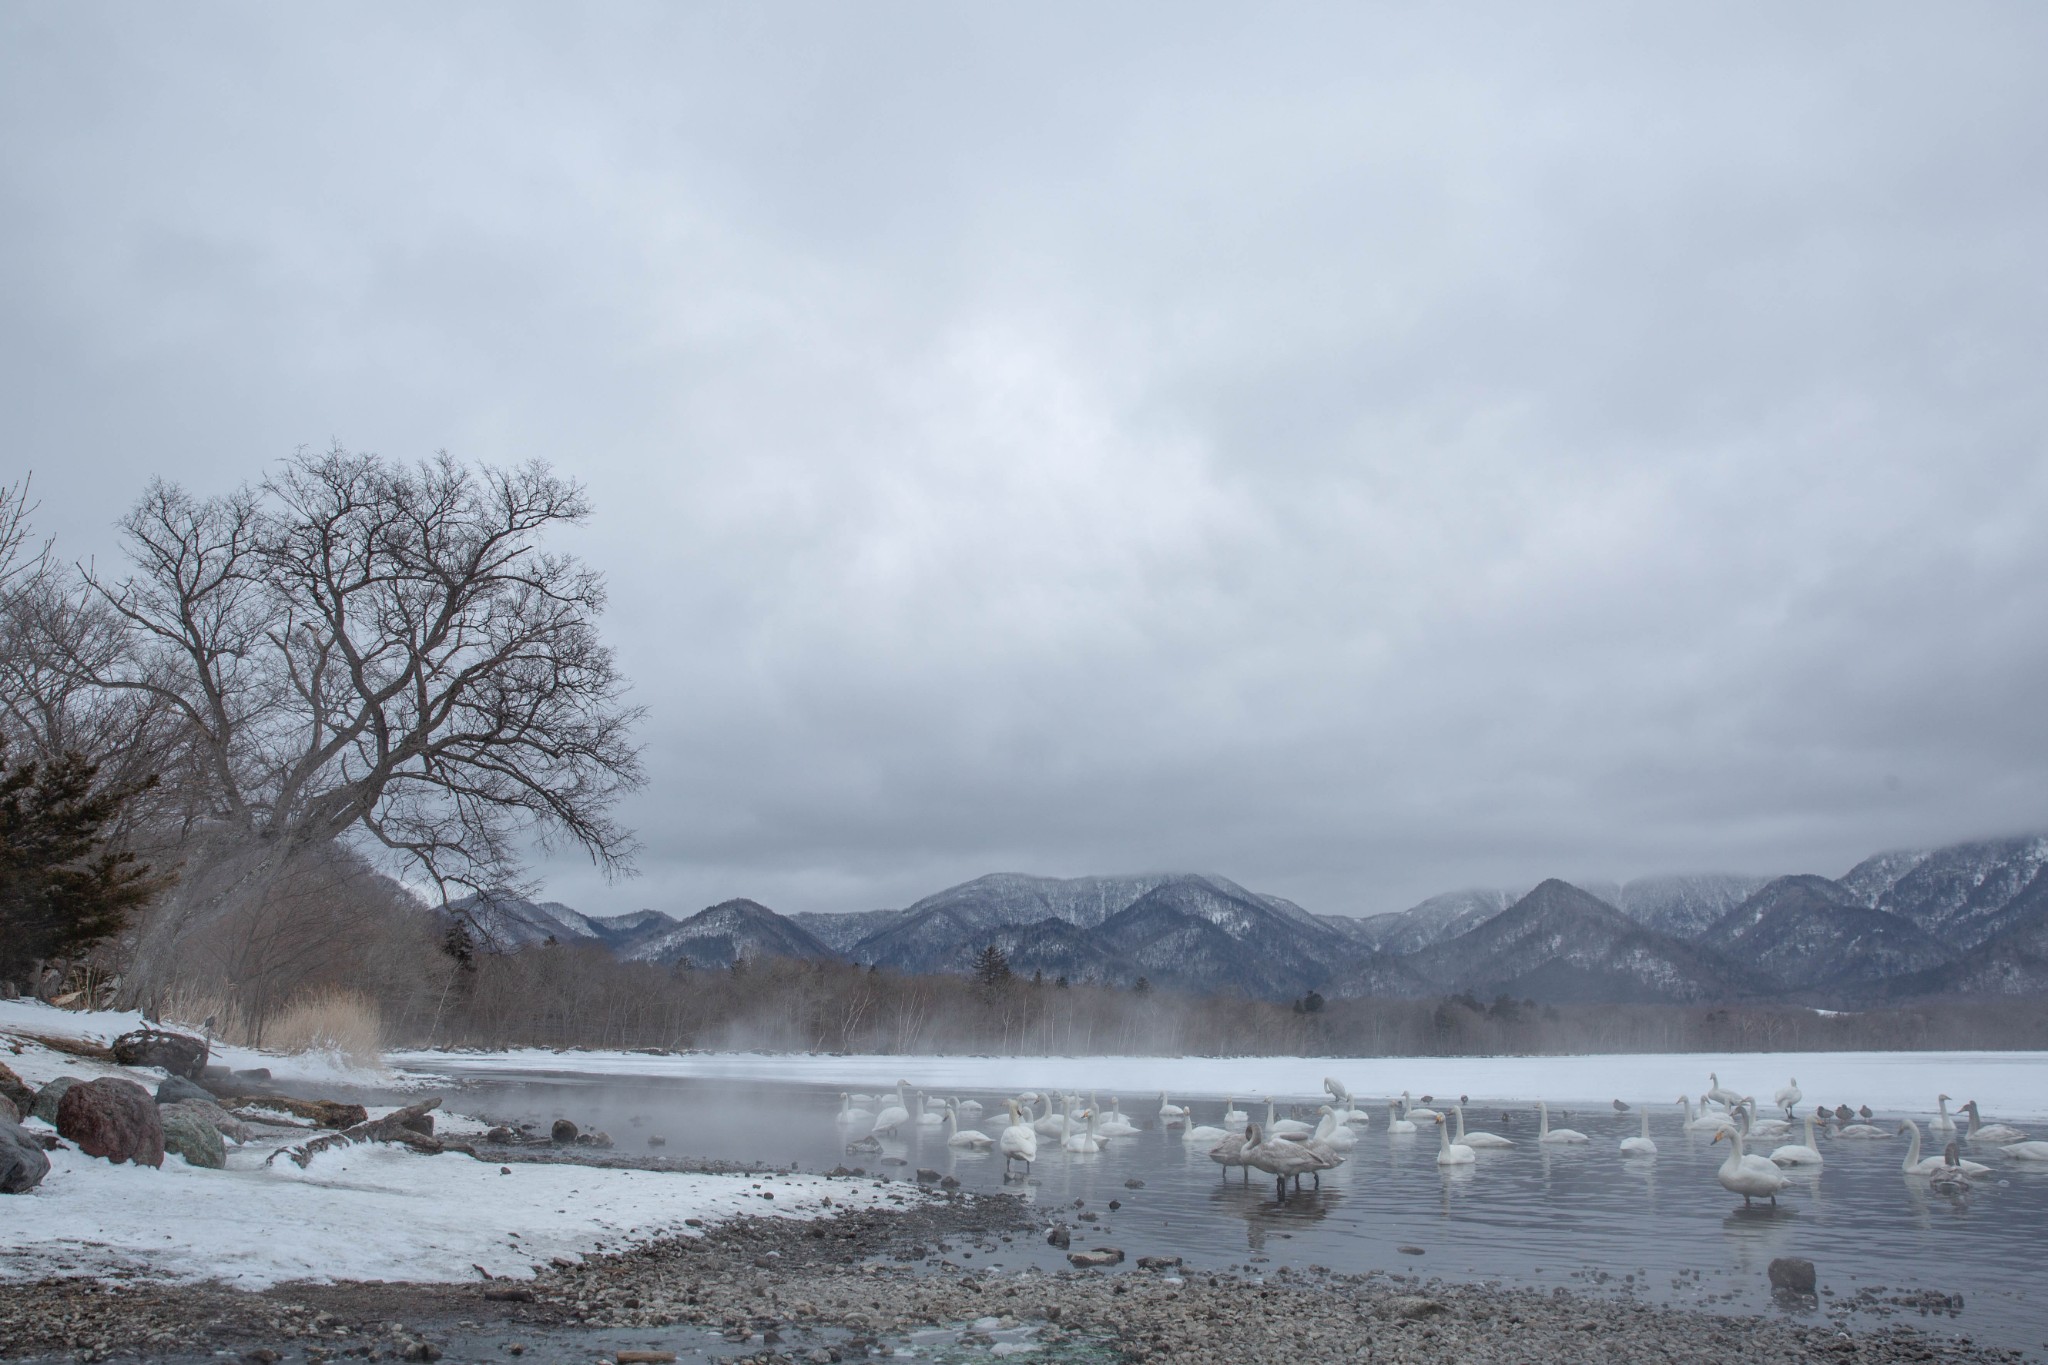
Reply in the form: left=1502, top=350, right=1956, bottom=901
left=1861, top=836, right=2048, bottom=949
left=446, top=891, right=673, bottom=951
left=1701, top=875, right=1952, bottom=992
left=620, top=899, right=838, bottom=969
left=1323, top=888, right=1519, bottom=956
left=447, top=830, right=2048, bottom=1005
left=1400, top=879, right=1751, bottom=1004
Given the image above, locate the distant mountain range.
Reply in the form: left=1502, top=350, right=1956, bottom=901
left=447, top=832, right=2048, bottom=1006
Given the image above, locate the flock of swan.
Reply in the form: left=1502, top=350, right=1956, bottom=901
left=832, top=1074, right=2046, bottom=1206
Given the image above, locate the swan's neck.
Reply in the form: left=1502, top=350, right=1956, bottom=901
left=1539, top=1102, right=1550, bottom=1137
left=1904, top=1122, right=1922, bottom=1167
left=1438, top=1119, right=1450, bottom=1152
left=1455, top=1106, right=1467, bottom=1139
left=1641, top=1110, right=1651, bottom=1140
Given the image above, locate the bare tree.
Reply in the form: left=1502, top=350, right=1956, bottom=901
left=77, top=446, right=645, bottom=994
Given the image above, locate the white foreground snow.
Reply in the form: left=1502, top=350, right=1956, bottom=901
left=0, top=1140, right=912, bottom=1289
left=391, top=1048, right=2048, bottom=1122
left=0, top=1000, right=917, bottom=1288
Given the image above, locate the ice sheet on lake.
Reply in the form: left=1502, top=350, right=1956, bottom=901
left=392, top=1048, right=2048, bottom=1121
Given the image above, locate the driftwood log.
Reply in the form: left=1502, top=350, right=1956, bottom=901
left=232, top=1095, right=369, bottom=1128
left=265, top=1096, right=476, bottom=1169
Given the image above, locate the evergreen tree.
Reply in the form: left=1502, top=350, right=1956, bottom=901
left=1133, top=975, right=1152, bottom=996
left=0, top=737, right=165, bottom=985
left=973, top=943, right=1011, bottom=986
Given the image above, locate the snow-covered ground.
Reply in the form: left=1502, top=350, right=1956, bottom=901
left=0, top=1140, right=909, bottom=1289
left=392, top=1047, right=2048, bottom=1122
left=0, top=999, right=389, bottom=1093
left=0, top=1001, right=920, bottom=1288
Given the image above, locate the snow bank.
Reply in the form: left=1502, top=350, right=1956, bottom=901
left=0, top=1141, right=916, bottom=1289
left=0, top=999, right=391, bottom=1091
left=390, top=1047, right=2048, bottom=1121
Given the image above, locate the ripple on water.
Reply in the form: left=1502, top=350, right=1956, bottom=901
left=443, top=1073, right=2046, bottom=1355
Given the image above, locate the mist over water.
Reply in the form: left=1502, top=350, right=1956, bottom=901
left=437, top=1068, right=2048, bottom=1355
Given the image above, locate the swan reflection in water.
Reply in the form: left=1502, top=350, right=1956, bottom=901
left=1210, top=1181, right=1346, bottom=1250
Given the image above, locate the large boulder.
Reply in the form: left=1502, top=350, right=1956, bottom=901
left=31, top=1076, right=82, bottom=1125
left=0, top=1062, right=33, bottom=1117
left=155, top=1074, right=213, bottom=1106
left=0, top=1119, right=51, bottom=1193
left=110, top=1028, right=209, bottom=1079
left=160, top=1108, right=226, bottom=1169
left=160, top=1098, right=253, bottom=1145
left=56, top=1077, right=164, bottom=1167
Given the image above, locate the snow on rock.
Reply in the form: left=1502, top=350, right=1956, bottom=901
left=0, top=1139, right=920, bottom=1288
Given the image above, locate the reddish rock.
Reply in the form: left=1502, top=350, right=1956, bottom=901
left=56, top=1077, right=165, bottom=1167
left=0, top=1062, right=33, bottom=1118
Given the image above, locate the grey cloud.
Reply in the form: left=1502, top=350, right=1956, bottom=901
left=4, top=3, right=2045, bottom=920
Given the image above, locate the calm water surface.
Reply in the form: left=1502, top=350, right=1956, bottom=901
left=434, top=1068, right=2047, bottom=1357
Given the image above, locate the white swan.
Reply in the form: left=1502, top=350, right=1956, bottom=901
left=1712, top=1127, right=1790, bottom=1206
left=915, top=1090, right=945, bottom=1126
left=1538, top=1100, right=1588, bottom=1144
left=836, top=1092, right=875, bottom=1126
left=1402, top=1091, right=1442, bottom=1123
left=1455, top=1104, right=1513, bottom=1149
left=1434, top=1114, right=1475, bottom=1166
left=1706, top=1073, right=1744, bottom=1110
left=1740, top=1101, right=1791, bottom=1140
left=1032, top=1094, right=1070, bottom=1139
left=953, top=1097, right=984, bottom=1121
left=2000, top=1139, right=2048, bottom=1161
left=1263, top=1097, right=1314, bottom=1138
left=998, top=1100, right=1037, bottom=1175
left=945, top=1105, right=993, bottom=1149
left=1929, top=1094, right=1956, bottom=1136
left=870, top=1081, right=911, bottom=1137
left=1158, top=1092, right=1188, bottom=1125
left=1222, top=1096, right=1250, bottom=1127
left=1299, top=1104, right=1357, bottom=1151
left=1899, top=1119, right=1991, bottom=1175
left=1620, top=1108, right=1657, bottom=1157
left=1386, top=1100, right=1417, bottom=1135
left=1773, top=1077, right=1802, bottom=1118
left=1832, top=1114, right=1887, bottom=1139
left=1184, top=1112, right=1230, bottom=1144
left=1680, top=1096, right=1737, bottom=1134
left=1322, top=1079, right=1370, bottom=1127
left=1769, top=1114, right=1822, bottom=1167
left=922, top=1092, right=948, bottom=1114
left=1063, top=1109, right=1102, bottom=1154
left=1097, top=1098, right=1142, bottom=1138
left=1961, top=1101, right=2028, bottom=1144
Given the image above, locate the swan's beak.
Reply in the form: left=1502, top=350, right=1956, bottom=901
left=1711, top=1130, right=1726, bottom=1144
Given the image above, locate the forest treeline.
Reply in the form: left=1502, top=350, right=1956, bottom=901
left=411, top=933, right=2048, bottom=1058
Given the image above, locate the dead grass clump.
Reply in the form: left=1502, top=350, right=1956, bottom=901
left=261, top=988, right=386, bottom=1066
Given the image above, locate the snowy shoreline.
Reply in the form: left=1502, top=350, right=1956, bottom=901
left=0, top=1001, right=927, bottom=1289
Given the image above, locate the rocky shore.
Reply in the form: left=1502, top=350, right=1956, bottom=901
left=0, top=1186, right=2023, bottom=1363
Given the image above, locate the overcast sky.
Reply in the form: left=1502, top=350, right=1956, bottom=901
left=4, top=5, right=2046, bottom=919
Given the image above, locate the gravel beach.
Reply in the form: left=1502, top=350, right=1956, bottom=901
left=0, top=1184, right=2023, bottom=1363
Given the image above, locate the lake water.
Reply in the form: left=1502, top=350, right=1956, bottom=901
left=417, top=1060, right=2048, bottom=1358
